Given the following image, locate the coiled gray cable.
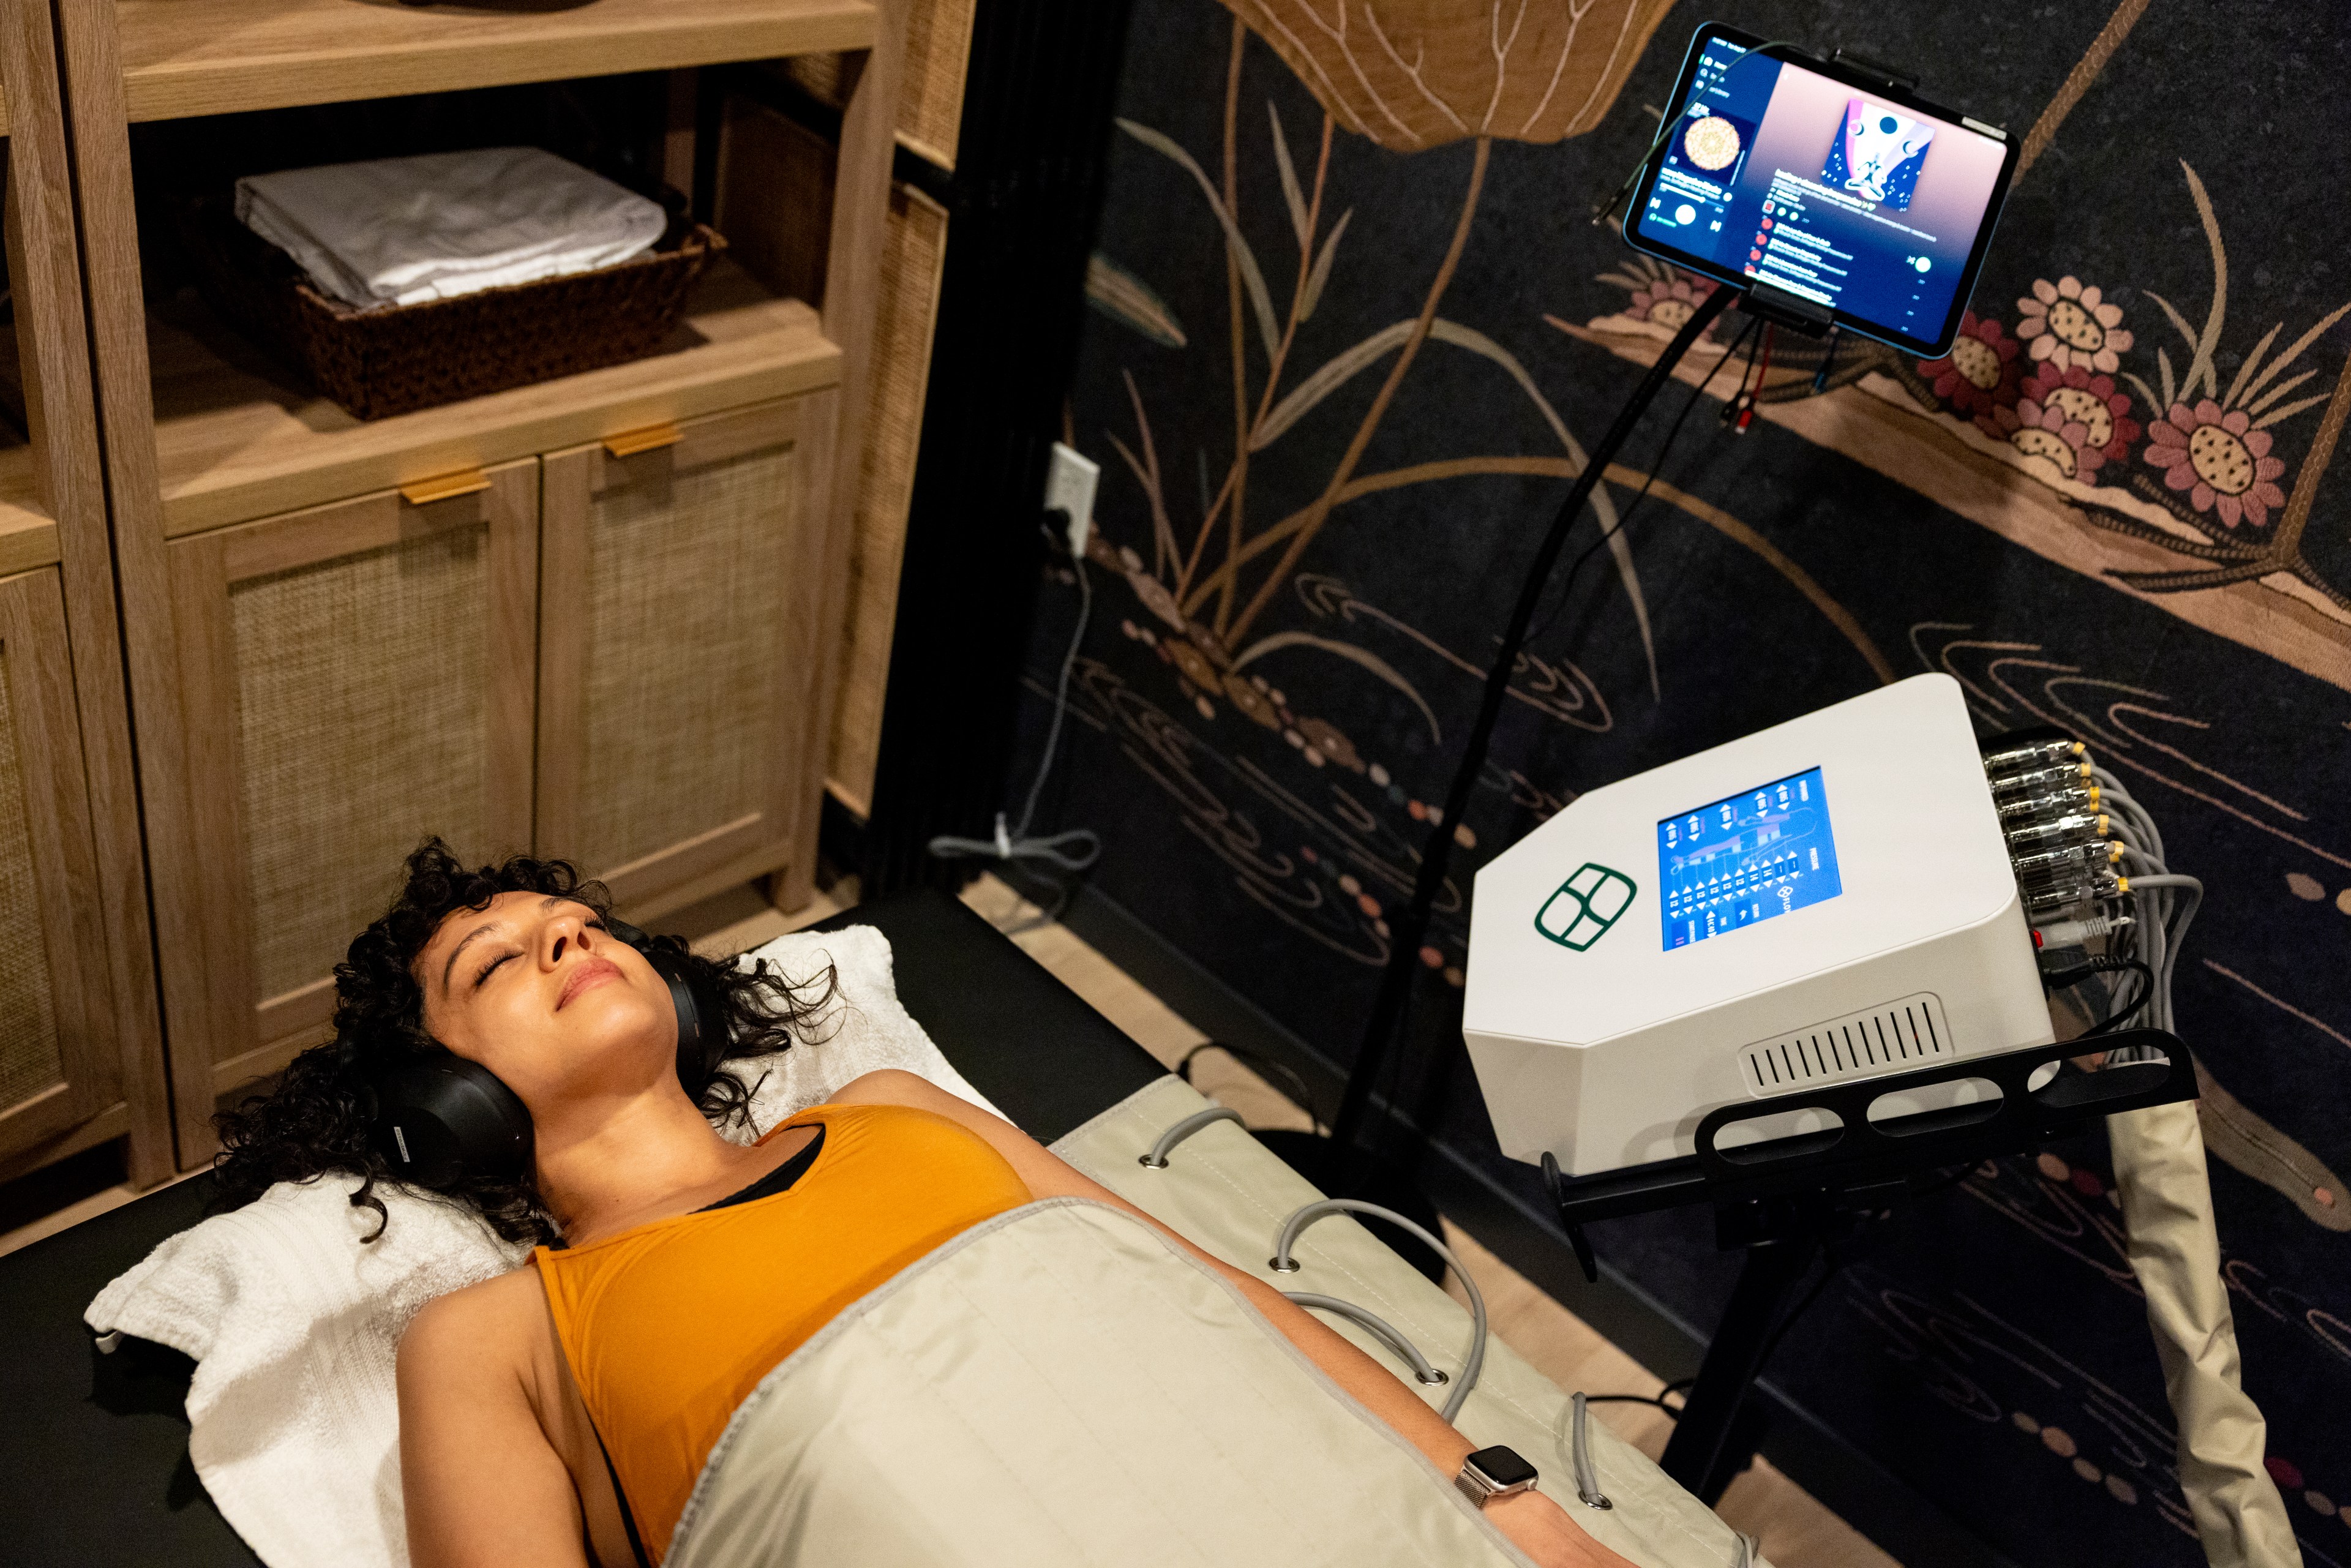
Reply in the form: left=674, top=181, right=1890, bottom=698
left=1567, top=1391, right=1611, bottom=1509
left=1138, top=1106, right=1244, bottom=1168
left=1269, top=1198, right=1486, bottom=1422
left=928, top=558, right=1100, bottom=916
left=1281, top=1292, right=1449, bottom=1387
left=2084, top=767, right=2199, bottom=1057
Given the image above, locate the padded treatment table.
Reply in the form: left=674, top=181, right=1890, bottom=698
left=0, top=889, right=1166, bottom=1568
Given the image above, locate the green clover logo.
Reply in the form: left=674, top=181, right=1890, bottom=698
left=1534, top=863, right=1638, bottom=951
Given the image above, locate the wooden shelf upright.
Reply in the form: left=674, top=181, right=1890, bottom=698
left=50, top=0, right=909, bottom=1164
left=0, top=0, right=174, bottom=1187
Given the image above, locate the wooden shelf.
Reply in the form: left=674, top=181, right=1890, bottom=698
left=144, top=258, right=841, bottom=535
left=0, top=440, right=57, bottom=577
left=116, top=0, right=877, bottom=123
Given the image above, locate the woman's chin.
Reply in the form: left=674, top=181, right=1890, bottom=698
left=549, top=992, right=680, bottom=1070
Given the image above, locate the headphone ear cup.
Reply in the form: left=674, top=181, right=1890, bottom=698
left=371, top=1055, right=533, bottom=1191
left=605, top=917, right=723, bottom=1097
left=643, top=946, right=721, bottom=1096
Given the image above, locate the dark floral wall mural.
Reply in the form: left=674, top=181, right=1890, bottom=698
left=1011, top=2, right=2351, bottom=1563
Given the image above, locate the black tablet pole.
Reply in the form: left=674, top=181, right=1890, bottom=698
left=1257, top=272, right=1837, bottom=1276
left=1329, top=283, right=1736, bottom=1159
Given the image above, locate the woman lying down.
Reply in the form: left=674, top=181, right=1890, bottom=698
left=216, top=844, right=1637, bottom=1568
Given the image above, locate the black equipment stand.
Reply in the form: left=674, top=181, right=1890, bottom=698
left=1325, top=283, right=1741, bottom=1160
left=1272, top=277, right=1834, bottom=1275
left=1263, top=276, right=1843, bottom=1275
left=1543, top=1030, right=2198, bottom=1501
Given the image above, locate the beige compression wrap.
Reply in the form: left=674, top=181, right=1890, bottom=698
left=2107, top=1099, right=2301, bottom=1567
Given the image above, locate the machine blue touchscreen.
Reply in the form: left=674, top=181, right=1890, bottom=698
left=1659, top=767, right=1843, bottom=950
left=1633, top=35, right=2008, bottom=348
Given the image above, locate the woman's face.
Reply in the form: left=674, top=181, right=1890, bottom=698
left=414, top=894, right=679, bottom=1112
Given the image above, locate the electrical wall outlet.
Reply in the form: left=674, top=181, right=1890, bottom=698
left=1044, top=442, right=1100, bottom=559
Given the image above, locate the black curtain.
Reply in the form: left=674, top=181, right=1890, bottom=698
left=852, top=0, right=1136, bottom=895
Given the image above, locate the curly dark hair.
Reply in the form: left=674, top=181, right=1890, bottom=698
left=212, top=839, right=837, bottom=1245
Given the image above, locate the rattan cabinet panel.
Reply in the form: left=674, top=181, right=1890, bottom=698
left=165, top=463, right=539, bottom=1093
left=233, top=527, right=497, bottom=1000
left=0, top=661, right=66, bottom=1110
left=538, top=393, right=836, bottom=916
left=0, top=568, right=122, bottom=1166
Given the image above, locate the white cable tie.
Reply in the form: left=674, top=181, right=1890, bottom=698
left=992, top=812, right=1013, bottom=860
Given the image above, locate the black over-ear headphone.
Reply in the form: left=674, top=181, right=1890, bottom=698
left=366, top=917, right=720, bottom=1191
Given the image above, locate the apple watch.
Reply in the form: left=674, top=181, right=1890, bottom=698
left=1455, top=1444, right=1539, bottom=1506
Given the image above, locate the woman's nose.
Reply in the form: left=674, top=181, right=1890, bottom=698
left=541, top=909, right=591, bottom=967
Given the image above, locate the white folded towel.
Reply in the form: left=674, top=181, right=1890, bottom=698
left=84, top=924, right=1000, bottom=1568
left=235, top=146, right=667, bottom=310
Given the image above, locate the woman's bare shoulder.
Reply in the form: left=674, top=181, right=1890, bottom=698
left=827, top=1067, right=950, bottom=1106
left=399, top=1263, right=547, bottom=1371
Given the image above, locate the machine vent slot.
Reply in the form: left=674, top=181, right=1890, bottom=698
left=1739, top=993, right=1951, bottom=1097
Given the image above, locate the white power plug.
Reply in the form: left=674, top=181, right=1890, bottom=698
left=1044, top=442, right=1100, bottom=559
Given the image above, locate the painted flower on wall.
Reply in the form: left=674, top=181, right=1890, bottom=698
left=1591, top=256, right=1722, bottom=343
left=1627, top=272, right=1719, bottom=336
left=1221, top=669, right=1283, bottom=727
left=1993, top=364, right=2140, bottom=479
left=2143, top=399, right=2288, bottom=528
left=1918, top=312, right=2022, bottom=419
left=1127, top=568, right=1189, bottom=631
left=1168, top=636, right=1224, bottom=690
left=1218, top=0, right=1678, bottom=149
left=1295, top=715, right=1365, bottom=772
left=2016, top=276, right=2134, bottom=373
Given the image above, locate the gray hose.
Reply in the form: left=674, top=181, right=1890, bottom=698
left=1568, top=1391, right=1611, bottom=1508
left=1270, top=1198, right=1485, bottom=1422
left=1139, top=1106, right=1245, bottom=1168
left=1282, top=1292, right=1448, bottom=1387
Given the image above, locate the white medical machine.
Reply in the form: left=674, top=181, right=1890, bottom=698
left=1463, top=673, right=2069, bottom=1177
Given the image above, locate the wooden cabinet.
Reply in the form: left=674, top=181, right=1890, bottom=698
left=0, top=0, right=173, bottom=1185
left=139, top=391, right=840, bottom=1149
left=0, top=569, right=129, bottom=1172
left=160, top=465, right=541, bottom=1094
left=40, top=0, right=909, bottom=1163
left=539, top=396, right=838, bottom=915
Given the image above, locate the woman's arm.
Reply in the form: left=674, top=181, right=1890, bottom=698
left=398, top=1272, right=593, bottom=1568
left=833, top=1070, right=1633, bottom=1568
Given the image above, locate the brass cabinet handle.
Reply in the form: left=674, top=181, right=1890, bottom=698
left=602, top=422, right=683, bottom=459
left=398, top=468, right=492, bottom=506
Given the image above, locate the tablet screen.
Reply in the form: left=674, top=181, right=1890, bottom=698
left=1629, top=31, right=2011, bottom=354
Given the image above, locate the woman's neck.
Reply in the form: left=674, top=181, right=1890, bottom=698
left=531, top=1083, right=767, bottom=1244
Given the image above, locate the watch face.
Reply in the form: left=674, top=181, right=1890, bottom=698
left=1471, top=1445, right=1539, bottom=1489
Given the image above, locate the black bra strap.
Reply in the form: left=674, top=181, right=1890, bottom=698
left=589, top=1417, right=654, bottom=1568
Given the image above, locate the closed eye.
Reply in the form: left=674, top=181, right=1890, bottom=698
left=474, top=951, right=519, bottom=990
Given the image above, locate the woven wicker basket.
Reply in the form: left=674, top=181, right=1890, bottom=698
left=177, top=189, right=727, bottom=421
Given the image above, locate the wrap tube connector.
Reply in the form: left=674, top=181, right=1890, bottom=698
left=2011, top=840, right=2125, bottom=882
left=2006, top=812, right=2109, bottom=852
left=1990, top=759, right=2096, bottom=798
left=1982, top=738, right=2086, bottom=773
left=1997, top=784, right=2101, bottom=822
left=2023, top=865, right=2125, bottom=916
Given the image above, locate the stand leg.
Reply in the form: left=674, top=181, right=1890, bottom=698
left=1659, top=1232, right=1821, bottom=1502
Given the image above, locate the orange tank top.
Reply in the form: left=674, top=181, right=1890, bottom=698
left=533, top=1102, right=1031, bottom=1561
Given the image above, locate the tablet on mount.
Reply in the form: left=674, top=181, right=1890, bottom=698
left=1624, top=24, right=2020, bottom=356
